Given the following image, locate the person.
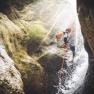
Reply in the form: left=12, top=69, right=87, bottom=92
left=55, top=28, right=70, bottom=49
left=55, top=31, right=64, bottom=48
left=55, top=28, right=75, bottom=57
left=66, top=28, right=75, bottom=57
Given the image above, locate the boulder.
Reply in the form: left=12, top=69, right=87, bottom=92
left=0, top=44, right=24, bottom=94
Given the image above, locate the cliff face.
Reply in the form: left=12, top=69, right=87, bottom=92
left=0, top=11, right=47, bottom=94
left=77, top=1, right=94, bottom=94
left=78, top=0, right=94, bottom=57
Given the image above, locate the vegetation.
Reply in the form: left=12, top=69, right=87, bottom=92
left=0, top=10, right=48, bottom=93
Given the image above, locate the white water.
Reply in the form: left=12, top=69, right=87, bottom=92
left=27, top=0, right=89, bottom=94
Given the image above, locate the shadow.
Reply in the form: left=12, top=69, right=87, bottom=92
left=0, top=0, right=38, bottom=13
left=0, top=85, right=7, bottom=94
left=38, top=54, right=63, bottom=94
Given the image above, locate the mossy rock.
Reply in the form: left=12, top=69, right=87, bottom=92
left=22, top=22, right=47, bottom=55
left=14, top=56, right=45, bottom=94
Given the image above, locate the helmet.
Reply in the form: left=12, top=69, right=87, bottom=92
left=66, top=28, right=71, bottom=33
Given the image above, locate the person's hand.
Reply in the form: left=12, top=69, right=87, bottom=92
left=60, top=43, right=69, bottom=49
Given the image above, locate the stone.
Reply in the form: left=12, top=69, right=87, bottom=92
left=0, top=44, right=24, bottom=94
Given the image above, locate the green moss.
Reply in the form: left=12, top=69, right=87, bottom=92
left=21, top=22, right=46, bottom=39
left=0, top=13, right=45, bottom=70
left=18, top=22, right=47, bottom=55
left=29, top=24, right=46, bottom=39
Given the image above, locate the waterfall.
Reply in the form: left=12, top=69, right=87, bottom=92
left=30, top=0, right=89, bottom=93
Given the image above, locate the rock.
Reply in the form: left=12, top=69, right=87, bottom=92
left=0, top=44, right=24, bottom=94
left=0, top=12, right=47, bottom=94
left=38, top=54, right=63, bottom=73
left=38, top=53, right=63, bottom=94
left=15, top=56, right=45, bottom=94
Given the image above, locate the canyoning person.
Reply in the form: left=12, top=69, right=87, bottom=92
left=55, top=31, right=65, bottom=48
left=49, top=27, right=75, bottom=58
left=66, top=28, right=75, bottom=57
left=64, top=28, right=71, bottom=43
left=64, top=28, right=75, bottom=57
left=55, top=29, right=70, bottom=49
left=60, top=29, right=70, bottom=49
left=55, top=28, right=75, bottom=57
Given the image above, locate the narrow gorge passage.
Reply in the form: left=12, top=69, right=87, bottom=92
left=0, top=0, right=92, bottom=94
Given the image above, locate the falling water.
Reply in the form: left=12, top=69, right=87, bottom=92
left=29, top=0, right=89, bottom=94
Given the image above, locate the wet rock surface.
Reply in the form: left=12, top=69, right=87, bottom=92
left=38, top=54, right=63, bottom=94
left=78, top=1, right=94, bottom=93
left=0, top=44, right=24, bottom=94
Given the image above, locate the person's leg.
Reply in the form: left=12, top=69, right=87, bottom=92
left=70, top=46, right=75, bottom=57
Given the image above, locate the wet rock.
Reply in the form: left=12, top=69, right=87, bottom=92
left=15, top=56, right=45, bottom=94
left=38, top=54, right=63, bottom=73
left=0, top=44, right=24, bottom=94
left=38, top=53, right=63, bottom=94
